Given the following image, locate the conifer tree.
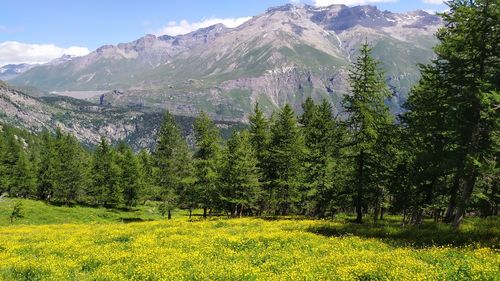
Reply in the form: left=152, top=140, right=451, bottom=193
left=405, top=0, right=499, bottom=228
left=154, top=112, right=192, bottom=219
left=248, top=103, right=270, bottom=213
left=116, top=143, right=142, bottom=208
left=343, top=43, right=393, bottom=223
left=36, top=131, right=56, bottom=200
left=268, top=104, right=304, bottom=215
left=220, top=131, right=261, bottom=217
left=12, top=147, right=35, bottom=198
left=193, top=111, right=222, bottom=218
left=90, top=137, right=120, bottom=207
left=52, top=130, right=85, bottom=203
left=301, top=99, right=342, bottom=217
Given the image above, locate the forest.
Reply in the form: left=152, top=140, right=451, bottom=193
left=0, top=0, right=498, bottom=231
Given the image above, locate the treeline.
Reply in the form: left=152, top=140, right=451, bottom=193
left=0, top=0, right=497, bottom=228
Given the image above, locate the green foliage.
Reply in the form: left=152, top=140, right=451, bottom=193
left=301, top=99, right=348, bottom=217
left=343, top=43, right=394, bottom=223
left=116, top=143, right=142, bottom=208
left=267, top=104, right=304, bottom=215
left=9, top=201, right=23, bottom=223
left=220, top=131, right=261, bottom=216
left=403, top=0, right=499, bottom=228
left=193, top=112, right=222, bottom=215
left=90, top=137, right=121, bottom=207
left=52, top=129, right=86, bottom=203
left=153, top=112, right=192, bottom=208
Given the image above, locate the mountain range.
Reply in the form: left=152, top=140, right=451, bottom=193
left=10, top=4, right=441, bottom=122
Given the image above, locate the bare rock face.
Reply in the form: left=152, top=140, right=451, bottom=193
left=11, top=4, right=442, bottom=121
left=0, top=82, right=244, bottom=149
left=0, top=81, right=158, bottom=148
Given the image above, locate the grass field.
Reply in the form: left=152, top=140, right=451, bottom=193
left=0, top=199, right=498, bottom=280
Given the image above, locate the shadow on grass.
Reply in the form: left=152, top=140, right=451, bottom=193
left=307, top=217, right=499, bottom=249
left=119, top=217, right=154, bottom=223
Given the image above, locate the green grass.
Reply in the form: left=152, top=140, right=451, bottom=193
left=0, top=199, right=498, bottom=280
left=0, top=198, right=196, bottom=226
left=307, top=215, right=500, bottom=249
left=1, top=198, right=498, bottom=249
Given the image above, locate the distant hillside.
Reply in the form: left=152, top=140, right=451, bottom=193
left=0, top=82, right=245, bottom=150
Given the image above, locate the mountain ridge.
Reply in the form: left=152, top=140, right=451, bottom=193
left=11, top=4, right=442, bottom=121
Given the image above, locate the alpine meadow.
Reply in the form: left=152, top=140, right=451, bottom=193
left=0, top=0, right=498, bottom=280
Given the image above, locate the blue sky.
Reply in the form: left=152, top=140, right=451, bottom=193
left=0, top=0, right=447, bottom=66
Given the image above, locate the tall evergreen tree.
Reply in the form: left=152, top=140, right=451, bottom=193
left=36, top=131, right=56, bottom=200
left=301, top=99, right=344, bottom=217
left=193, top=111, right=222, bottom=218
left=52, top=129, right=85, bottom=203
left=154, top=112, right=192, bottom=219
left=343, top=43, right=393, bottom=223
left=405, top=0, right=499, bottom=228
left=220, top=131, right=261, bottom=217
left=268, top=104, right=304, bottom=215
left=116, top=143, right=142, bottom=208
left=90, top=137, right=120, bottom=207
left=248, top=103, right=271, bottom=213
left=0, top=132, right=35, bottom=197
left=12, top=147, right=35, bottom=198
left=0, top=132, right=21, bottom=195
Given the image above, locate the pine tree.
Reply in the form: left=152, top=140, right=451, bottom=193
left=0, top=132, right=21, bottom=195
left=301, top=99, right=343, bottom=217
left=0, top=132, right=35, bottom=197
left=343, top=43, right=393, bottom=223
left=153, top=112, right=192, bottom=218
left=116, top=144, right=141, bottom=208
left=268, top=104, right=304, bottom=215
left=220, top=131, right=261, bottom=217
left=405, top=0, right=499, bottom=228
left=52, top=130, right=85, bottom=204
left=193, top=111, right=222, bottom=218
left=248, top=103, right=270, bottom=213
left=12, top=147, right=35, bottom=198
left=90, top=137, right=121, bottom=207
left=36, top=131, right=56, bottom=200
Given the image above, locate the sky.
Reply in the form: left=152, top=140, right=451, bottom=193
left=0, top=0, right=447, bottom=66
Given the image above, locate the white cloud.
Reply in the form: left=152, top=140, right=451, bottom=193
left=155, top=17, right=251, bottom=36
left=0, top=41, right=90, bottom=66
left=314, top=0, right=397, bottom=6
left=422, top=0, right=444, bottom=4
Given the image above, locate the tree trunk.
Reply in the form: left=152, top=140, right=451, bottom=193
left=189, top=208, right=192, bottom=220
left=373, top=203, right=380, bottom=223
left=444, top=172, right=461, bottom=223
left=453, top=171, right=478, bottom=229
left=380, top=207, right=384, bottom=220
left=355, top=151, right=364, bottom=224
left=203, top=207, right=207, bottom=219
left=167, top=209, right=171, bottom=220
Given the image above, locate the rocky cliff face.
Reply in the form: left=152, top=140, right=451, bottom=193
left=11, top=4, right=442, bottom=121
left=0, top=82, right=244, bottom=149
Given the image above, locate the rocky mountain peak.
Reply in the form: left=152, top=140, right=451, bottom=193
left=10, top=3, right=443, bottom=121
